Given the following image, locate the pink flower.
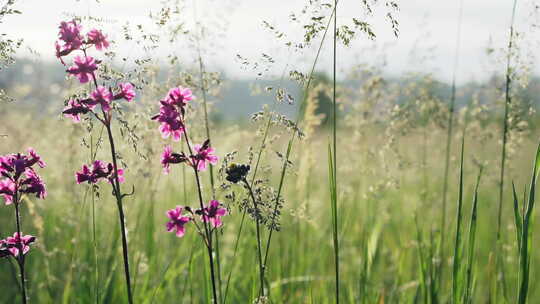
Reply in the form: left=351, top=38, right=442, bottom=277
left=57, top=20, right=83, bottom=53
left=108, top=168, right=125, bottom=184
left=116, top=83, right=136, bottom=102
left=166, top=206, right=192, bottom=237
left=152, top=102, right=184, bottom=141
left=20, top=168, right=47, bottom=199
left=63, top=99, right=90, bottom=122
left=5, top=232, right=36, bottom=257
left=0, top=179, right=15, bottom=205
left=161, top=145, right=187, bottom=174
left=76, top=160, right=112, bottom=184
left=191, top=142, right=218, bottom=171
left=198, top=200, right=228, bottom=228
left=164, top=87, right=194, bottom=108
left=67, top=55, right=98, bottom=84
left=90, top=86, right=113, bottom=112
left=27, top=148, right=46, bottom=168
left=86, top=29, right=109, bottom=51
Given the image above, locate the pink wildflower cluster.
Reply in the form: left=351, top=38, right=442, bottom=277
left=55, top=20, right=136, bottom=120
left=160, top=140, right=218, bottom=174
left=0, top=148, right=47, bottom=204
left=166, top=200, right=228, bottom=238
left=0, top=233, right=36, bottom=258
left=75, top=160, right=125, bottom=185
left=151, top=87, right=194, bottom=141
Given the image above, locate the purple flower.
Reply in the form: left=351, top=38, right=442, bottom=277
left=57, top=20, right=83, bottom=54
left=67, top=55, right=98, bottom=84
left=86, top=29, right=110, bottom=51
left=0, top=179, right=15, bottom=205
left=161, top=145, right=187, bottom=174
left=90, top=86, right=113, bottom=112
left=198, top=200, right=227, bottom=228
left=63, top=99, right=90, bottom=122
left=163, top=87, right=194, bottom=108
left=116, top=83, right=136, bottom=102
left=152, top=102, right=184, bottom=141
left=166, top=206, right=192, bottom=237
left=4, top=232, right=36, bottom=257
left=20, top=168, right=47, bottom=199
left=27, top=148, right=46, bottom=168
left=76, top=160, right=124, bottom=185
left=191, top=142, right=218, bottom=171
left=76, top=160, right=112, bottom=184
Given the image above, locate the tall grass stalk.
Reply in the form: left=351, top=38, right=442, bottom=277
left=452, top=134, right=465, bottom=304
left=260, top=3, right=337, bottom=292
left=494, top=1, right=518, bottom=300
left=513, top=142, right=540, bottom=304
left=440, top=0, right=464, bottom=285
left=498, top=0, right=518, bottom=241
left=464, top=167, right=482, bottom=303
left=329, top=0, right=340, bottom=302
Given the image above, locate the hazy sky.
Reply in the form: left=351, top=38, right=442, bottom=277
left=4, top=0, right=540, bottom=84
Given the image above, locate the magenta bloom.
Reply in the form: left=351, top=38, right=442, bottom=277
left=57, top=20, right=83, bottom=53
left=191, top=143, right=218, bottom=171
left=164, top=87, right=194, bottom=108
left=0, top=179, right=15, bottom=205
left=67, top=55, right=98, bottom=83
left=4, top=233, right=36, bottom=257
left=76, top=160, right=124, bottom=185
left=116, top=83, right=136, bottom=102
left=161, top=145, right=187, bottom=174
left=27, top=148, right=46, bottom=169
left=199, top=200, right=228, bottom=228
left=76, top=160, right=111, bottom=184
left=87, top=29, right=110, bottom=51
left=90, top=86, right=113, bottom=112
left=152, top=102, right=184, bottom=141
left=166, top=206, right=192, bottom=237
left=20, top=168, right=47, bottom=199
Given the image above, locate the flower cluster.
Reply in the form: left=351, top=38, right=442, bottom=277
left=0, top=233, right=36, bottom=258
left=56, top=20, right=136, bottom=119
left=160, top=139, right=218, bottom=173
left=151, top=87, right=194, bottom=141
left=0, top=148, right=47, bottom=204
left=76, top=160, right=125, bottom=185
left=166, top=200, right=228, bottom=238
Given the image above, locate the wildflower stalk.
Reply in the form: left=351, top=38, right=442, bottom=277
left=192, top=2, right=223, bottom=294
left=13, top=193, right=27, bottom=304
left=440, top=0, right=464, bottom=285
left=104, top=123, right=134, bottom=304
left=181, top=131, right=219, bottom=304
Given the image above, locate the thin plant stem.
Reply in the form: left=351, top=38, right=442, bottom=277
left=495, top=1, right=518, bottom=301
left=261, top=1, right=336, bottom=281
left=105, top=124, right=134, bottom=304
left=242, top=178, right=265, bottom=297
left=330, top=0, right=340, bottom=302
left=182, top=131, right=219, bottom=304
left=440, top=0, right=464, bottom=286
left=14, top=192, right=27, bottom=304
